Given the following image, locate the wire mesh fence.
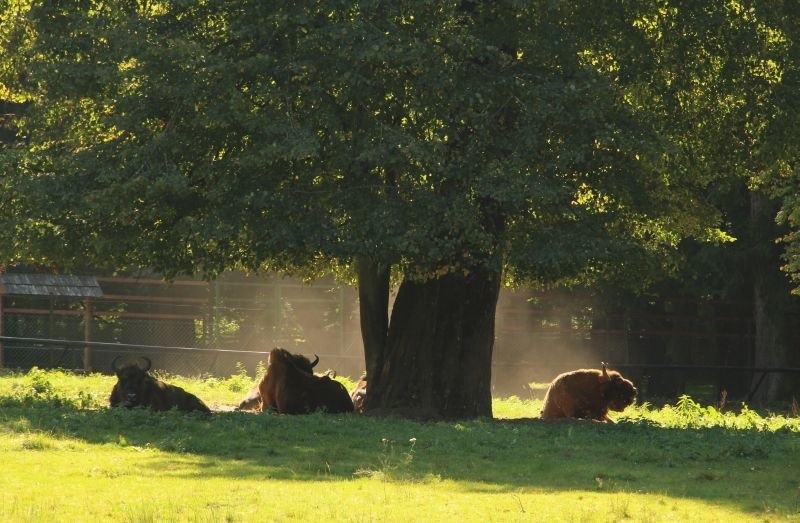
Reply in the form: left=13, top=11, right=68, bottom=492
left=0, top=271, right=783, bottom=402
left=0, top=273, right=364, bottom=378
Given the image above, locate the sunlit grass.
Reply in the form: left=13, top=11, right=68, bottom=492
left=1, top=367, right=799, bottom=522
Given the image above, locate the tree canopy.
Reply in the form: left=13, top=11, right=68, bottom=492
left=1, top=0, right=738, bottom=285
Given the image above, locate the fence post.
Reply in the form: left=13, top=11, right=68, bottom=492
left=83, top=297, right=93, bottom=372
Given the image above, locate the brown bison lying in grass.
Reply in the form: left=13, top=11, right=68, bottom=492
left=235, top=353, right=338, bottom=411
left=109, top=356, right=211, bottom=414
left=350, top=373, right=367, bottom=413
left=258, top=348, right=353, bottom=414
left=540, top=362, right=637, bottom=421
left=236, top=353, right=321, bottom=411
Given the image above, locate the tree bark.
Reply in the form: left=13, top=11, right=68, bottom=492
left=751, top=274, right=787, bottom=401
left=365, top=268, right=501, bottom=420
left=356, top=257, right=390, bottom=386
left=749, top=190, right=792, bottom=402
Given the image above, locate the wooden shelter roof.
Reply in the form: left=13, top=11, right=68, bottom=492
left=0, top=274, right=103, bottom=298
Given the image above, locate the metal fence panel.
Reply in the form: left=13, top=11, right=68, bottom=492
left=0, top=273, right=774, bottom=401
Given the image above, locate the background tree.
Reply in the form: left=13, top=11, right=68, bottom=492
left=3, top=1, right=795, bottom=415
left=591, top=1, right=800, bottom=400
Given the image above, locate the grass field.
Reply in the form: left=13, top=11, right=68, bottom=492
left=1, top=367, right=799, bottom=522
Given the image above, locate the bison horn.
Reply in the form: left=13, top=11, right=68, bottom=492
left=111, top=355, right=123, bottom=372
left=310, top=354, right=320, bottom=368
left=138, top=356, right=152, bottom=372
left=601, top=361, right=609, bottom=379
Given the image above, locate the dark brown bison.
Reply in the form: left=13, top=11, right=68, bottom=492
left=540, top=362, right=637, bottom=421
left=257, top=348, right=353, bottom=414
left=109, top=356, right=211, bottom=414
left=350, top=373, right=367, bottom=413
left=235, top=355, right=338, bottom=411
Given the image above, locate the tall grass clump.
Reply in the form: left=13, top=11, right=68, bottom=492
left=0, top=367, right=101, bottom=409
left=619, top=394, right=800, bottom=431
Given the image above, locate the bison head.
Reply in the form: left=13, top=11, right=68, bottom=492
left=601, top=362, right=637, bottom=412
left=268, top=348, right=319, bottom=374
left=111, top=356, right=153, bottom=408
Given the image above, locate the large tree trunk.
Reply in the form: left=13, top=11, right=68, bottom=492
left=363, top=268, right=501, bottom=420
left=356, top=257, right=390, bottom=378
left=751, top=273, right=787, bottom=401
left=749, top=190, right=793, bottom=402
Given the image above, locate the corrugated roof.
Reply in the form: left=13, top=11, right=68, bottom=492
left=0, top=274, right=103, bottom=297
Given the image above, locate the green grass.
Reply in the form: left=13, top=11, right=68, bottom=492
left=1, top=368, right=799, bottom=522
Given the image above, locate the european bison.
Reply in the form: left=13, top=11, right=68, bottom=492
left=350, top=373, right=367, bottom=413
left=109, top=356, right=211, bottom=414
left=257, top=348, right=354, bottom=414
left=540, top=362, right=637, bottom=421
left=235, top=355, right=337, bottom=411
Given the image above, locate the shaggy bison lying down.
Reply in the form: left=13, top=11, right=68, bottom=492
left=109, top=356, right=211, bottom=414
left=540, top=362, right=637, bottom=421
left=258, top=348, right=353, bottom=414
left=235, top=354, right=336, bottom=410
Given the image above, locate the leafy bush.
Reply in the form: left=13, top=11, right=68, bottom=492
left=225, top=362, right=255, bottom=393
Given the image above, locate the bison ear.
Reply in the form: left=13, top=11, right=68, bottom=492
left=139, top=356, right=152, bottom=372
left=601, top=362, right=610, bottom=381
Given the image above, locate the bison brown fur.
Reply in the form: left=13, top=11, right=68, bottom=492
left=257, top=348, right=353, bottom=414
left=540, top=362, right=636, bottom=421
left=109, top=356, right=211, bottom=414
left=236, top=354, right=336, bottom=411
left=350, top=373, right=367, bottom=413
left=236, top=383, right=262, bottom=411
left=236, top=371, right=337, bottom=412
